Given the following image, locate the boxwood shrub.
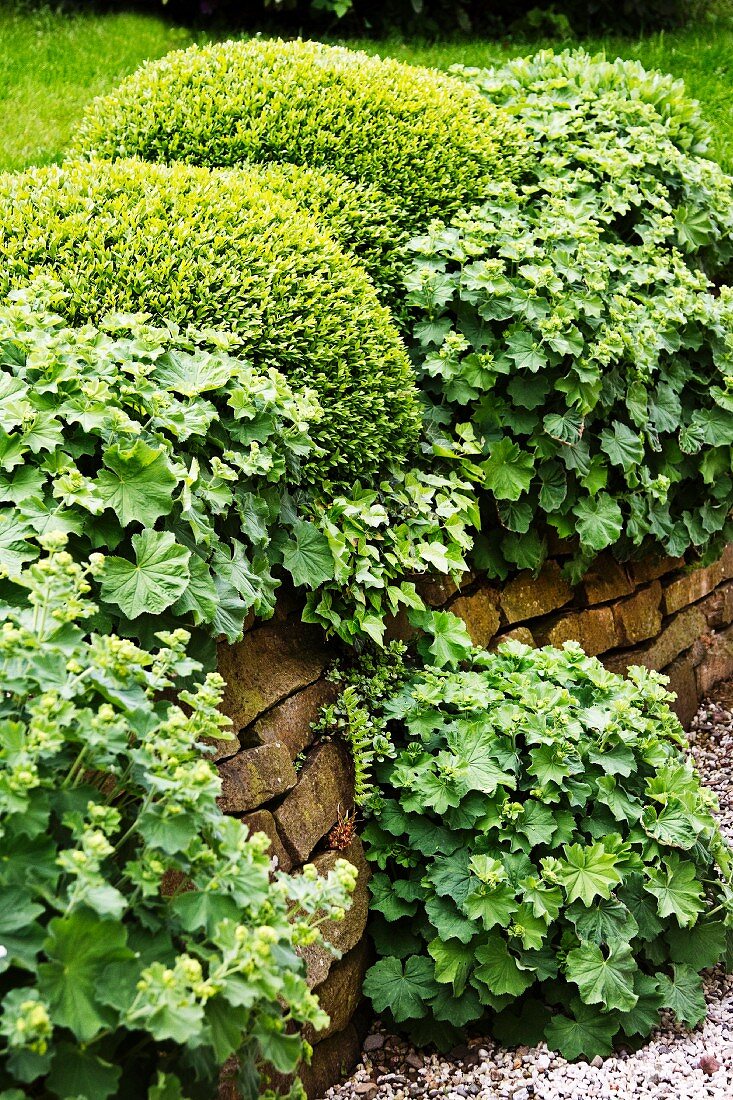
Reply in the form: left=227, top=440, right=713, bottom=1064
left=69, top=38, right=526, bottom=236
left=358, top=638, right=733, bottom=1058
left=252, top=162, right=409, bottom=310
left=0, top=159, right=420, bottom=486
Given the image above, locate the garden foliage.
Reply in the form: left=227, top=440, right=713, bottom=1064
left=250, top=164, right=408, bottom=310
left=456, top=50, right=729, bottom=248
left=0, top=285, right=476, bottom=649
left=404, top=50, right=733, bottom=578
left=358, top=639, right=733, bottom=1058
left=4, top=36, right=733, bottom=1086
left=70, top=38, right=526, bottom=236
left=0, top=285, right=318, bottom=643
left=0, top=536, right=355, bottom=1099
left=0, top=160, right=420, bottom=486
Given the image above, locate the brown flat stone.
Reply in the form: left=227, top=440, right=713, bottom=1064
left=414, top=571, right=475, bottom=607
left=490, top=626, right=536, bottom=649
left=239, top=808, right=293, bottom=873
left=581, top=554, right=634, bottom=605
left=500, top=560, right=573, bottom=624
left=450, top=586, right=501, bottom=647
left=302, top=1024, right=361, bottom=1098
left=613, top=581, right=662, bottom=646
left=603, top=604, right=707, bottom=676
left=535, top=605, right=619, bottom=657
left=273, top=741, right=354, bottom=865
left=247, top=679, right=338, bottom=759
left=200, top=730, right=241, bottom=763
left=217, top=619, right=333, bottom=731
left=304, top=938, right=370, bottom=1045
left=216, top=741, right=297, bottom=814
left=719, top=543, right=733, bottom=581
left=300, top=839, right=371, bottom=987
left=628, top=554, right=685, bottom=585
left=662, top=650, right=700, bottom=728
left=664, top=560, right=726, bottom=615
left=696, top=624, right=733, bottom=698
left=700, top=581, right=733, bottom=630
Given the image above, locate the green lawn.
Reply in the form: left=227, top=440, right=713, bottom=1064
left=0, top=6, right=206, bottom=173
left=2, top=4, right=733, bottom=173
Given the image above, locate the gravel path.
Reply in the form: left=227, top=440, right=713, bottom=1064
left=327, top=686, right=733, bottom=1100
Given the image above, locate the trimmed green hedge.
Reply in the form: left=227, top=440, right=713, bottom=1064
left=253, top=163, right=408, bottom=309
left=69, top=38, right=526, bottom=236
left=0, top=159, right=420, bottom=485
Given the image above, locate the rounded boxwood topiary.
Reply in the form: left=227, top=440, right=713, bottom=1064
left=0, top=159, right=420, bottom=486
left=69, top=38, right=526, bottom=236
left=252, top=162, right=409, bottom=310
left=360, top=639, right=733, bottom=1058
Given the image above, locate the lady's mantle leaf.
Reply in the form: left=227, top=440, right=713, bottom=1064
left=555, top=842, right=622, bottom=906
left=568, top=897, right=638, bottom=947
left=428, top=937, right=474, bottom=994
left=600, top=422, right=644, bottom=473
left=462, top=880, right=517, bottom=930
left=102, top=530, right=190, bottom=618
left=505, top=329, right=548, bottom=373
left=369, top=872, right=418, bottom=921
left=363, top=956, right=435, bottom=1023
left=619, top=974, right=664, bottom=1038
left=644, top=854, right=705, bottom=927
left=641, top=800, right=699, bottom=850
left=154, top=349, right=232, bottom=396
left=657, top=963, right=707, bottom=1027
left=427, top=851, right=473, bottom=907
left=46, top=1045, right=121, bottom=1100
left=544, top=997, right=618, bottom=1060
left=666, top=919, right=727, bottom=970
left=425, top=895, right=476, bottom=944
left=473, top=931, right=535, bottom=997
left=565, top=942, right=639, bottom=1013
left=411, top=610, right=473, bottom=668
left=38, top=911, right=134, bottom=1041
left=95, top=440, right=178, bottom=526
left=281, top=519, right=335, bottom=588
left=482, top=438, right=535, bottom=501
left=573, top=493, right=623, bottom=551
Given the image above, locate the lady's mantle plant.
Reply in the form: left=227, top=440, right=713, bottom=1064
left=0, top=535, right=355, bottom=1100
left=407, top=183, right=733, bottom=581
left=361, top=639, right=733, bottom=1058
left=406, top=50, right=733, bottom=580
left=0, top=284, right=477, bottom=651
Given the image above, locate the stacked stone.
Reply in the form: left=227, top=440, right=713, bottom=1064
left=213, top=546, right=733, bottom=1098
left=410, top=545, right=733, bottom=730
left=208, top=594, right=364, bottom=1097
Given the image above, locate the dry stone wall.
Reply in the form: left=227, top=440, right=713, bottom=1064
left=214, top=547, right=733, bottom=1098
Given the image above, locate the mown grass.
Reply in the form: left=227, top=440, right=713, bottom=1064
left=0, top=5, right=206, bottom=172
left=1, top=4, right=733, bottom=173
